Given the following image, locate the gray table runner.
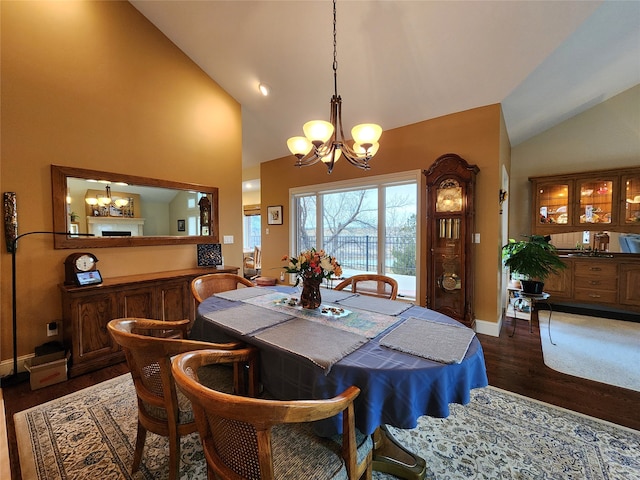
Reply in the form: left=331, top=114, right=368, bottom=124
left=214, top=286, right=275, bottom=301
left=253, top=318, right=368, bottom=373
left=379, top=317, right=476, bottom=364
left=319, top=288, right=357, bottom=303
left=336, top=294, right=413, bottom=316
left=201, top=303, right=293, bottom=335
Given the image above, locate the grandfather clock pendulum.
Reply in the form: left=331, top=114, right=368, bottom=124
left=424, top=154, right=479, bottom=329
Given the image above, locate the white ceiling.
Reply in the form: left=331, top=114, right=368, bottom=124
left=130, top=1, right=640, bottom=171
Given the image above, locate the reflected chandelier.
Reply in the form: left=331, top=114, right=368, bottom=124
left=286, top=0, right=382, bottom=174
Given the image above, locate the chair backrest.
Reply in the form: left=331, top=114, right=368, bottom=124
left=191, top=273, right=254, bottom=303
left=334, top=274, right=399, bottom=300
left=173, top=350, right=370, bottom=480
left=108, top=318, right=256, bottom=421
left=252, top=245, right=262, bottom=269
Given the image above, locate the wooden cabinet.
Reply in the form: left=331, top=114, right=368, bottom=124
left=544, top=256, right=640, bottom=313
left=573, top=260, right=618, bottom=305
left=542, top=264, right=573, bottom=302
left=61, top=266, right=238, bottom=377
left=530, top=167, right=640, bottom=235
left=620, top=263, right=640, bottom=308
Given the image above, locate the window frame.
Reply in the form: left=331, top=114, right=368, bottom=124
left=289, top=170, right=422, bottom=299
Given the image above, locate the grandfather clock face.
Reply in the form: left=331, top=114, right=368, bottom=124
left=436, top=179, right=463, bottom=213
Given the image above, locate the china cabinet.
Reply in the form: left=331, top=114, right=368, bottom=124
left=530, top=167, right=640, bottom=235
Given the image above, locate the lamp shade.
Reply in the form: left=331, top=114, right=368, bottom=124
left=351, top=123, right=382, bottom=145
left=303, top=120, right=334, bottom=144
left=320, top=148, right=341, bottom=164
left=287, top=136, right=313, bottom=157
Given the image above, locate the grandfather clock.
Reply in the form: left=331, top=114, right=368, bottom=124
left=424, top=153, right=478, bottom=328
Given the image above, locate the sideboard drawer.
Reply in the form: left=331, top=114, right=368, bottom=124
left=574, top=262, right=617, bottom=277
left=574, top=276, right=617, bottom=291
left=574, top=288, right=618, bottom=304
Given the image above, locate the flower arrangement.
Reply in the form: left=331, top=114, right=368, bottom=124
left=282, top=248, right=342, bottom=286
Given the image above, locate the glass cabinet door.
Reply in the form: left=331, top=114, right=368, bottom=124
left=537, top=182, right=570, bottom=226
left=623, top=174, right=640, bottom=225
left=577, top=178, right=614, bottom=225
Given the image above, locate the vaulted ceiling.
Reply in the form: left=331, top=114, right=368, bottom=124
left=130, top=1, right=640, bottom=170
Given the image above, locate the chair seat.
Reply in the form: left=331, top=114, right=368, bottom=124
left=272, top=423, right=372, bottom=480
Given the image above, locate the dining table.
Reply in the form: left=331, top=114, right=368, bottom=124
left=190, top=285, right=488, bottom=480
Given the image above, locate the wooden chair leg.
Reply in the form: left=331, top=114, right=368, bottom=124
left=168, top=433, right=180, bottom=480
left=132, top=421, right=147, bottom=473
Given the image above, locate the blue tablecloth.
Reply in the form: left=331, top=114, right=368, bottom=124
left=191, top=286, right=488, bottom=436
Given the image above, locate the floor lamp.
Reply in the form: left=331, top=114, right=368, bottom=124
left=0, top=230, right=94, bottom=388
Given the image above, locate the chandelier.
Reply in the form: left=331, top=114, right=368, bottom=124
left=85, top=185, right=129, bottom=209
left=286, top=0, right=382, bottom=174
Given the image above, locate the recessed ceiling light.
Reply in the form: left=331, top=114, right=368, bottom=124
left=258, top=83, right=270, bottom=96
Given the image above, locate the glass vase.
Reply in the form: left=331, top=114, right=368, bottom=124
left=299, top=277, right=322, bottom=309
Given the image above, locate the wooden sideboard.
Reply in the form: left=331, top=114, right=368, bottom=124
left=544, top=255, right=640, bottom=314
left=60, top=266, right=238, bottom=377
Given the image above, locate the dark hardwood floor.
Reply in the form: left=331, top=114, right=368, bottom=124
left=3, top=316, right=639, bottom=480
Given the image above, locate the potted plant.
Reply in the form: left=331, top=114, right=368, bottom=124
left=502, top=235, right=566, bottom=294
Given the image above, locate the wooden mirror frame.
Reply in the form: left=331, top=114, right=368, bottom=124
left=51, top=165, right=219, bottom=249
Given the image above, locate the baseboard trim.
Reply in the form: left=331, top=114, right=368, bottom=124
left=0, top=354, right=33, bottom=378
left=475, top=317, right=502, bottom=337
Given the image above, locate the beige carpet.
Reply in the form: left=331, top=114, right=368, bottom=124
left=540, top=311, right=640, bottom=392
left=14, top=374, right=640, bottom=479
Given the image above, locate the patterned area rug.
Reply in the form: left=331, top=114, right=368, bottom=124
left=14, top=375, right=640, bottom=479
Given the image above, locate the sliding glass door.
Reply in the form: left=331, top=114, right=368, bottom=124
left=291, top=173, right=418, bottom=299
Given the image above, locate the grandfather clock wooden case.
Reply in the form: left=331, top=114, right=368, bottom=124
left=424, top=154, right=478, bottom=329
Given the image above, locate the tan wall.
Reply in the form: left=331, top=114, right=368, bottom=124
left=0, top=1, right=243, bottom=362
left=260, top=104, right=505, bottom=325
left=510, top=84, right=640, bottom=238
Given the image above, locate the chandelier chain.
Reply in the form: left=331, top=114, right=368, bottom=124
left=333, top=0, right=338, bottom=97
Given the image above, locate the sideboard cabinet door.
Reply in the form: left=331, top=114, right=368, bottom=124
left=157, top=280, right=190, bottom=321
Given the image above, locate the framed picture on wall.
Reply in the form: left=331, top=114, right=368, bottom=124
left=267, top=205, right=283, bottom=225
left=177, top=219, right=186, bottom=232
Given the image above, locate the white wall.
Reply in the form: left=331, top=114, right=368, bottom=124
left=510, top=84, right=640, bottom=238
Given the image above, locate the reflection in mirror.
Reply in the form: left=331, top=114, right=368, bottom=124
left=548, top=231, right=639, bottom=253
left=52, top=165, right=219, bottom=249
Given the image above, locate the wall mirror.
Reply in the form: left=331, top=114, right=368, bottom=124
left=52, top=165, right=219, bottom=249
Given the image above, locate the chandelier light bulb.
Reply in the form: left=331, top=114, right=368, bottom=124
left=85, top=197, right=99, bottom=206
left=303, top=120, right=334, bottom=145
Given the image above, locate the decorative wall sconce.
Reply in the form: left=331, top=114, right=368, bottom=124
left=4, top=192, right=18, bottom=253
left=499, top=189, right=508, bottom=214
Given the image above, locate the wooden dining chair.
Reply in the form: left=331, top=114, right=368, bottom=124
left=334, top=274, right=399, bottom=300
left=172, top=349, right=373, bottom=480
left=191, top=273, right=254, bottom=304
left=107, top=318, right=258, bottom=480
left=243, top=245, right=262, bottom=279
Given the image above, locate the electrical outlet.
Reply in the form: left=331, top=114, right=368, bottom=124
left=47, top=321, right=58, bottom=337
